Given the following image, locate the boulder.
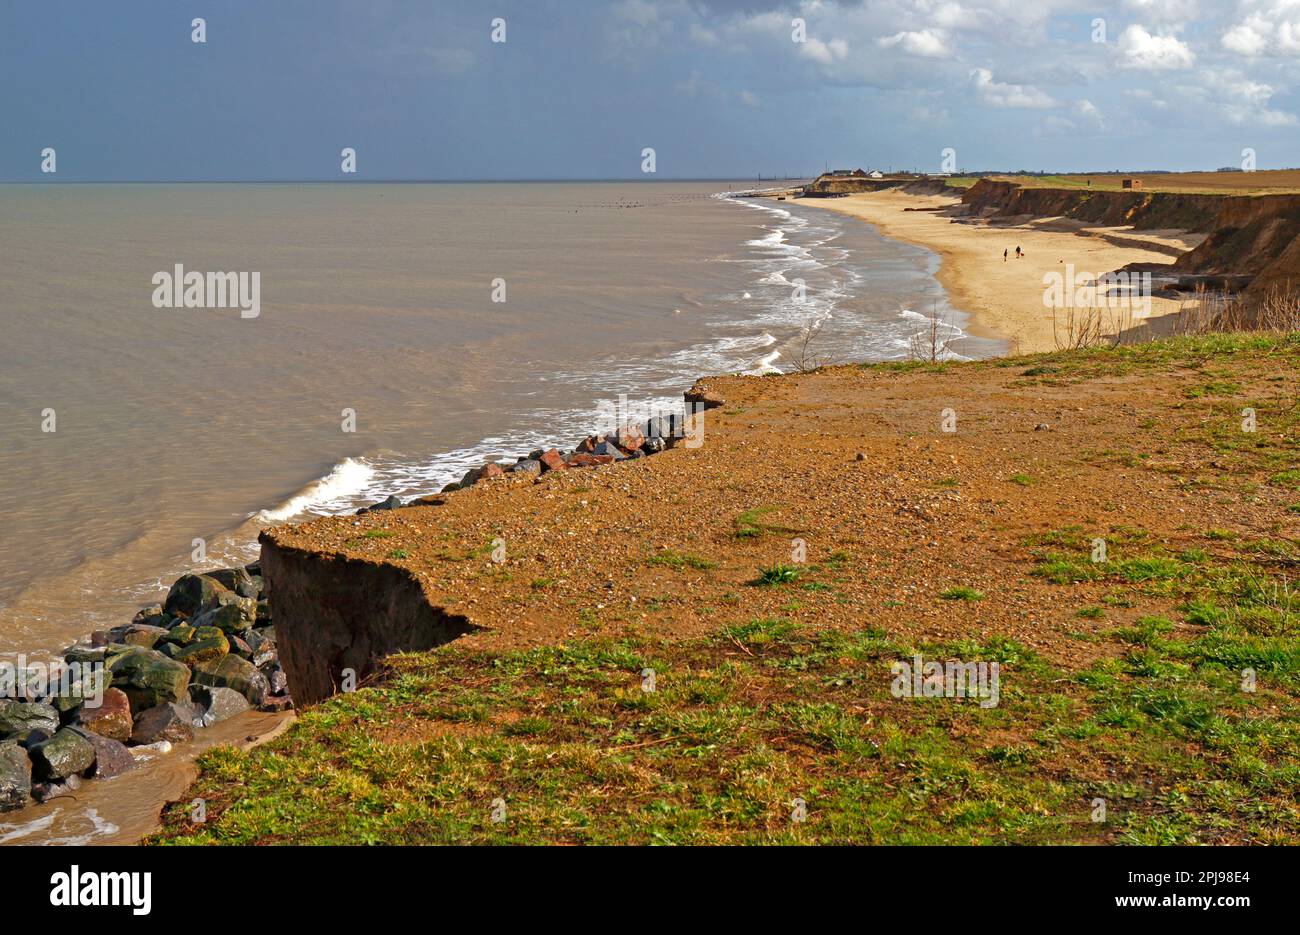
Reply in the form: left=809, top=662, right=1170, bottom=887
left=537, top=449, right=567, bottom=473
left=260, top=695, right=295, bottom=712
left=567, top=453, right=615, bottom=468
left=509, top=459, right=542, bottom=476
left=479, top=462, right=505, bottom=481
left=374, top=494, right=404, bottom=511
left=440, top=483, right=461, bottom=493
left=163, top=573, right=230, bottom=619
left=70, top=728, right=135, bottom=779
left=609, top=424, right=645, bottom=453
left=458, top=466, right=482, bottom=487
left=116, top=624, right=170, bottom=648
left=255, top=598, right=271, bottom=623
left=190, top=685, right=250, bottom=725
left=170, top=633, right=230, bottom=667
left=229, top=635, right=252, bottom=659
left=205, top=566, right=259, bottom=599
left=191, top=599, right=255, bottom=634
left=192, top=655, right=269, bottom=706
left=0, top=700, right=59, bottom=739
left=131, top=605, right=167, bottom=626
left=592, top=441, right=626, bottom=460
left=106, top=648, right=192, bottom=713
left=642, top=436, right=667, bottom=455
left=0, top=742, right=32, bottom=812
left=164, top=624, right=196, bottom=645
left=576, top=435, right=599, bottom=454
left=130, top=703, right=196, bottom=745
left=252, top=642, right=277, bottom=669
left=63, top=645, right=107, bottom=666
left=29, top=728, right=96, bottom=781
left=75, top=688, right=133, bottom=742
left=266, top=666, right=289, bottom=696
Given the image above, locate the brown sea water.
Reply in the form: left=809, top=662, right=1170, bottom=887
left=0, top=181, right=1001, bottom=665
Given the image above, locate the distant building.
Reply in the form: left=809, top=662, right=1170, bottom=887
left=1121, top=178, right=1143, bottom=190
left=869, top=170, right=884, bottom=179
left=827, top=168, right=868, bottom=177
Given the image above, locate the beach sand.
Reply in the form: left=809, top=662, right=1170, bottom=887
left=794, top=190, right=1204, bottom=354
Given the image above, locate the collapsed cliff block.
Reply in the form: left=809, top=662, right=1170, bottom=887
left=258, top=534, right=479, bottom=705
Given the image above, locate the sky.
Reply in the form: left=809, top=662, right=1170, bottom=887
left=1, top=0, right=1298, bottom=180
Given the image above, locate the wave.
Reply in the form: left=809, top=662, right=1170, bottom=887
left=255, top=457, right=376, bottom=523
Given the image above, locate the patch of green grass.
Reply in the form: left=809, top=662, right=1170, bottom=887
left=732, top=506, right=801, bottom=539
left=386, top=549, right=409, bottom=559
left=1075, top=606, right=1105, bottom=619
left=939, top=586, right=984, bottom=601
left=1008, top=474, right=1034, bottom=486
left=753, top=563, right=801, bottom=587
left=1270, top=470, right=1300, bottom=488
left=149, top=576, right=1300, bottom=846
left=1184, top=381, right=1242, bottom=399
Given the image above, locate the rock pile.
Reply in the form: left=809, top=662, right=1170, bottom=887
left=0, top=562, right=288, bottom=813
left=358, top=416, right=694, bottom=510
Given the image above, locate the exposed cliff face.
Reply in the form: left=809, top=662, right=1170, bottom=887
left=1167, top=195, right=1300, bottom=295
left=959, top=179, right=1222, bottom=232
left=259, top=534, right=477, bottom=705
left=961, top=179, right=1300, bottom=296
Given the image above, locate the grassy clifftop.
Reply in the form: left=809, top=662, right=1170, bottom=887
left=151, top=335, right=1300, bottom=845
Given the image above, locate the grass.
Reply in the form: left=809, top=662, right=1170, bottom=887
left=753, top=563, right=801, bottom=587
left=149, top=587, right=1300, bottom=844
left=733, top=506, right=801, bottom=539
left=145, top=333, right=1300, bottom=845
left=940, top=586, right=984, bottom=601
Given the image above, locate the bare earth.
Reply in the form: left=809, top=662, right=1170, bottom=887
left=269, top=347, right=1295, bottom=668
left=796, top=190, right=1201, bottom=355
left=171, top=336, right=1300, bottom=844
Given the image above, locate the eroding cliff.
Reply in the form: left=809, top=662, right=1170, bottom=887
left=259, top=535, right=477, bottom=705
left=958, top=179, right=1222, bottom=232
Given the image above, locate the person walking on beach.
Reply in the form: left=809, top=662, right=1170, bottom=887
left=1015, top=245, right=1022, bottom=259
left=1003, top=248, right=1008, bottom=262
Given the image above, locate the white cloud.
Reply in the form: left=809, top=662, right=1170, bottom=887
left=1220, top=3, right=1300, bottom=56
left=1117, top=24, right=1196, bottom=69
left=1077, top=98, right=1104, bottom=124
left=798, top=36, right=850, bottom=64
left=1124, top=0, right=1200, bottom=25
left=689, top=22, right=719, bottom=45
left=970, top=67, right=1056, bottom=107
left=878, top=29, right=951, bottom=57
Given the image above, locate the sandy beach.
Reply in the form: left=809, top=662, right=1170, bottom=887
left=794, top=189, right=1203, bottom=354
